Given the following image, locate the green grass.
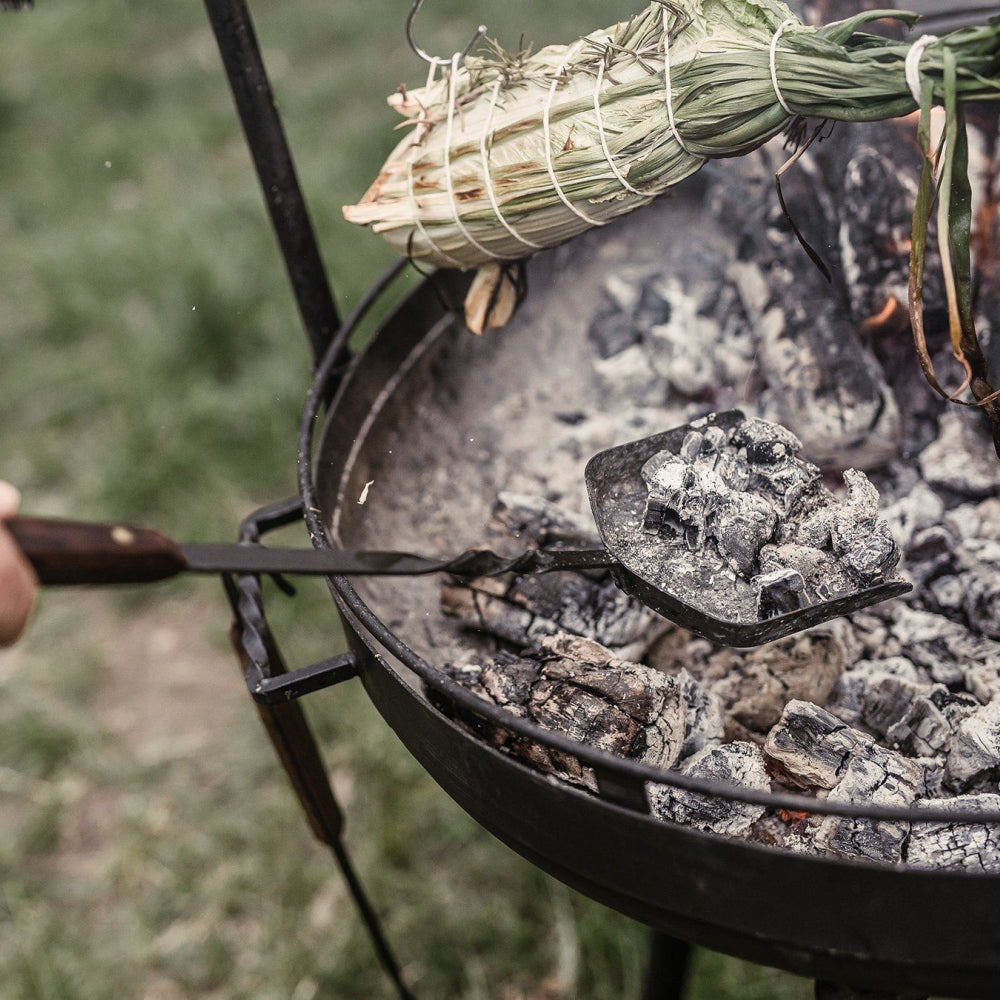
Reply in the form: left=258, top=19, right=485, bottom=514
left=0, top=2, right=819, bottom=997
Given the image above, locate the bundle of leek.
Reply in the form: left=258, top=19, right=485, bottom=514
left=343, top=0, right=1000, bottom=450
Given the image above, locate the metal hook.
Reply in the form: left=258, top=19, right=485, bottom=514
left=406, top=0, right=487, bottom=67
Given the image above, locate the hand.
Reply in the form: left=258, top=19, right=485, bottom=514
left=0, top=482, right=37, bottom=646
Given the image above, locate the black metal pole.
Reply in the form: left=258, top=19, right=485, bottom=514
left=642, top=933, right=691, bottom=1000
left=203, top=0, right=340, bottom=366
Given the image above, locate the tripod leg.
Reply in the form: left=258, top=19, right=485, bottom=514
left=642, top=933, right=691, bottom=1000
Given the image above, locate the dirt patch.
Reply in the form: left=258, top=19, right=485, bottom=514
left=94, top=590, right=245, bottom=758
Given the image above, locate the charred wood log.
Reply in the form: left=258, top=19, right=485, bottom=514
left=435, top=634, right=709, bottom=791
left=905, top=794, right=1000, bottom=874
left=648, top=623, right=851, bottom=742
left=441, top=493, right=657, bottom=658
left=647, top=742, right=769, bottom=839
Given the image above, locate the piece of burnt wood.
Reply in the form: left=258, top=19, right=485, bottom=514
left=882, top=604, right=1000, bottom=690
left=647, top=742, right=769, bottom=839
left=815, top=750, right=925, bottom=864
left=919, top=410, right=1000, bottom=499
left=649, top=623, right=851, bottom=742
left=674, top=667, right=725, bottom=758
left=708, top=144, right=903, bottom=470
left=905, top=793, right=1000, bottom=874
left=764, top=700, right=867, bottom=789
left=764, top=700, right=926, bottom=863
left=435, top=634, right=695, bottom=792
left=885, top=687, right=980, bottom=759
left=441, top=493, right=657, bottom=658
left=828, top=664, right=979, bottom=758
left=945, top=700, right=1000, bottom=788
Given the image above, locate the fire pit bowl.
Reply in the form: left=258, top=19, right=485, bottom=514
left=278, top=173, right=1000, bottom=998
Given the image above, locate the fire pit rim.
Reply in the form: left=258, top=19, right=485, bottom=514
left=295, top=258, right=1000, bottom=838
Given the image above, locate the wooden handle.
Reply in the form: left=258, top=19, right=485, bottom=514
left=5, top=516, right=188, bottom=585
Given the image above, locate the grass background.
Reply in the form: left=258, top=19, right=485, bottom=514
left=0, top=2, right=822, bottom=997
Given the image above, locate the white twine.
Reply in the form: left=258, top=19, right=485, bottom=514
left=769, top=19, right=797, bottom=116
left=661, top=7, right=694, bottom=157
left=443, top=53, right=503, bottom=261
left=906, top=34, right=939, bottom=105
left=406, top=157, right=464, bottom=268
left=543, top=49, right=607, bottom=227
left=479, top=78, right=545, bottom=250
left=404, top=56, right=464, bottom=267
left=593, top=56, right=646, bottom=197
left=424, top=55, right=441, bottom=92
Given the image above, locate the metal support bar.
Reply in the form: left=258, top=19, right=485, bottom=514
left=203, top=0, right=340, bottom=366
left=224, top=498, right=414, bottom=999
left=642, top=934, right=691, bottom=1000
left=248, top=650, right=360, bottom=704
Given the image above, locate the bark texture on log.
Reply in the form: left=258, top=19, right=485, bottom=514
left=648, top=742, right=770, bottom=839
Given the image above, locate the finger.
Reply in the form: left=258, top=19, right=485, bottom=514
left=0, top=482, right=37, bottom=646
left=0, top=481, right=21, bottom=520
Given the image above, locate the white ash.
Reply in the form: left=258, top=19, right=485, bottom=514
left=905, top=794, right=1000, bottom=874
left=919, top=409, right=1000, bottom=500
left=647, top=742, right=769, bottom=839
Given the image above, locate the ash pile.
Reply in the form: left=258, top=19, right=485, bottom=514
left=433, top=107, right=1000, bottom=873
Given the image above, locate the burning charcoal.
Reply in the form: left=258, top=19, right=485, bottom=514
left=528, top=635, right=687, bottom=771
left=963, top=566, right=1000, bottom=642
left=946, top=701, right=1000, bottom=788
left=588, top=296, right=642, bottom=360
left=732, top=417, right=818, bottom=516
left=836, top=135, right=947, bottom=328
left=764, top=704, right=925, bottom=864
left=441, top=572, right=655, bottom=661
left=880, top=482, right=946, bottom=550
left=634, top=276, right=673, bottom=331
left=828, top=669, right=931, bottom=739
left=636, top=413, right=902, bottom=628
left=828, top=658, right=921, bottom=728
left=647, top=742, right=769, bottom=838
left=755, top=543, right=857, bottom=609
left=829, top=470, right=901, bottom=584
left=906, top=794, right=1000, bottom=874
left=490, top=491, right=601, bottom=548
left=646, top=303, right=724, bottom=397
left=919, top=409, right=1000, bottom=499
left=901, top=524, right=958, bottom=593
left=888, top=605, right=1000, bottom=689
left=751, top=811, right=820, bottom=856
left=815, top=749, right=925, bottom=865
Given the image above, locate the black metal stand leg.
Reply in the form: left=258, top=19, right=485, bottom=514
left=815, top=981, right=927, bottom=1000
left=203, top=0, right=341, bottom=367
left=642, top=933, right=691, bottom=1000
